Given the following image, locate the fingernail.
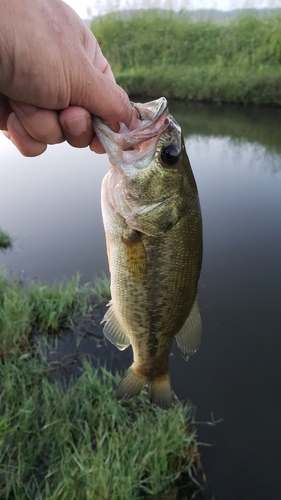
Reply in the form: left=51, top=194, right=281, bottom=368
left=8, top=112, right=28, bottom=138
left=64, top=116, right=90, bottom=136
left=12, top=102, right=37, bottom=115
left=2, top=130, right=11, bottom=140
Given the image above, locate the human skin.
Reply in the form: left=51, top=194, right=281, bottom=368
left=0, top=0, right=138, bottom=156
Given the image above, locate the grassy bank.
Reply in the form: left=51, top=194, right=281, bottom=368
left=91, top=11, right=281, bottom=105
left=0, top=355, right=202, bottom=499
left=0, top=270, right=203, bottom=498
left=0, top=269, right=110, bottom=355
left=0, top=229, right=12, bottom=249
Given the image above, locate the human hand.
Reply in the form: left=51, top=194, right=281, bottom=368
left=0, top=0, right=138, bottom=156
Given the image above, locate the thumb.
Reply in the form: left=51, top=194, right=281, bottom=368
left=71, top=65, right=139, bottom=131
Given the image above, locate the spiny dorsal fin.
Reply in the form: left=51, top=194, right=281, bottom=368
left=101, top=303, right=130, bottom=351
left=176, top=297, right=202, bottom=361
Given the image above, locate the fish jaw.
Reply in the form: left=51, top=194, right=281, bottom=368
left=92, top=97, right=171, bottom=173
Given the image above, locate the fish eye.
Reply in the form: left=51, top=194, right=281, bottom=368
left=160, top=144, right=181, bottom=166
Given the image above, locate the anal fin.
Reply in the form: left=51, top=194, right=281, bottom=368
left=176, top=297, right=202, bottom=361
left=116, top=365, right=146, bottom=400
left=101, top=303, right=130, bottom=351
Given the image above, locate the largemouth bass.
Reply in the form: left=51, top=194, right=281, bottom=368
left=93, top=98, right=202, bottom=409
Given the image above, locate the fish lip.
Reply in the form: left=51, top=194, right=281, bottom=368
left=130, top=97, right=167, bottom=126
left=92, top=97, right=170, bottom=152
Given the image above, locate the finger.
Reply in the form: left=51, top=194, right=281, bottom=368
left=103, top=63, right=115, bottom=81
left=0, top=94, right=12, bottom=130
left=89, top=107, right=141, bottom=154
left=90, top=135, right=106, bottom=154
left=2, top=130, right=11, bottom=139
left=127, top=106, right=141, bottom=132
left=9, top=100, right=64, bottom=144
left=71, top=63, right=139, bottom=132
left=59, top=106, right=93, bottom=148
left=93, top=44, right=116, bottom=81
left=89, top=104, right=141, bottom=155
left=7, top=112, right=47, bottom=156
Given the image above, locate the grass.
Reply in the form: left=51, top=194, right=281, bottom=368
left=0, top=354, right=202, bottom=499
left=0, top=229, right=12, bottom=249
left=0, top=268, right=111, bottom=355
left=116, top=64, right=281, bottom=105
left=0, top=270, right=203, bottom=499
left=91, top=11, right=281, bottom=105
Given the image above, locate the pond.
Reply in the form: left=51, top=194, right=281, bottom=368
left=1, top=101, right=281, bottom=500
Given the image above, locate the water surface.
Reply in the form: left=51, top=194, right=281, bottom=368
left=1, top=103, right=281, bottom=500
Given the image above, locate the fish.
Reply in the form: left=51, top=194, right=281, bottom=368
left=92, top=97, right=202, bottom=409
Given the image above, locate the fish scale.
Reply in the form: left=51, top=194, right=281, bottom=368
left=93, top=98, right=202, bottom=409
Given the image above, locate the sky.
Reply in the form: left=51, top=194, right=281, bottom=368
left=64, top=0, right=281, bottom=19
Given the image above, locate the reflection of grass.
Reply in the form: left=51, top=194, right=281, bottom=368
left=0, top=228, right=12, bottom=249
left=0, top=270, right=110, bottom=355
left=168, top=100, right=281, bottom=160
left=0, top=354, right=202, bottom=499
left=0, top=270, right=203, bottom=499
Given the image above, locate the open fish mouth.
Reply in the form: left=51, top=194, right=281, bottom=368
left=92, top=97, right=173, bottom=170
left=125, top=97, right=168, bottom=149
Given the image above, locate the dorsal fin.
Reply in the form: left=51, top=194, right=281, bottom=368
left=101, top=303, right=130, bottom=350
left=176, top=297, right=202, bottom=361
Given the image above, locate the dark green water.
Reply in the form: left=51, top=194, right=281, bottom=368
left=1, top=102, right=281, bottom=500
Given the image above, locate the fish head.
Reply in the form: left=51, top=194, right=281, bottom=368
left=93, top=98, right=199, bottom=236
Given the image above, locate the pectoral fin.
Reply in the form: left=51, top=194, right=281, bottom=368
left=121, top=232, right=147, bottom=280
left=101, top=302, right=130, bottom=350
left=176, top=297, right=202, bottom=361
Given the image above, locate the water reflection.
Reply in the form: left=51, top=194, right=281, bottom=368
left=0, top=139, right=109, bottom=283
left=1, top=103, right=281, bottom=500
left=169, top=101, right=281, bottom=164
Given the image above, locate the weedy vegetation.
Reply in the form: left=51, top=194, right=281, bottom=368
left=0, top=355, right=201, bottom=499
left=0, top=229, right=12, bottom=249
left=0, top=269, right=203, bottom=499
left=0, top=269, right=110, bottom=355
left=91, top=10, right=281, bottom=105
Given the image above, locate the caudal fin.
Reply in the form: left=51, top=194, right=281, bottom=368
left=116, top=365, right=174, bottom=410
left=148, top=375, right=173, bottom=410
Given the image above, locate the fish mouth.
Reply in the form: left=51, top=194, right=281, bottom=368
left=125, top=97, right=168, bottom=149
left=92, top=98, right=171, bottom=170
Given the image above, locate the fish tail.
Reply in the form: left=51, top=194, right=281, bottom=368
left=116, top=364, right=147, bottom=401
left=148, top=374, right=173, bottom=410
left=116, top=366, right=175, bottom=410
